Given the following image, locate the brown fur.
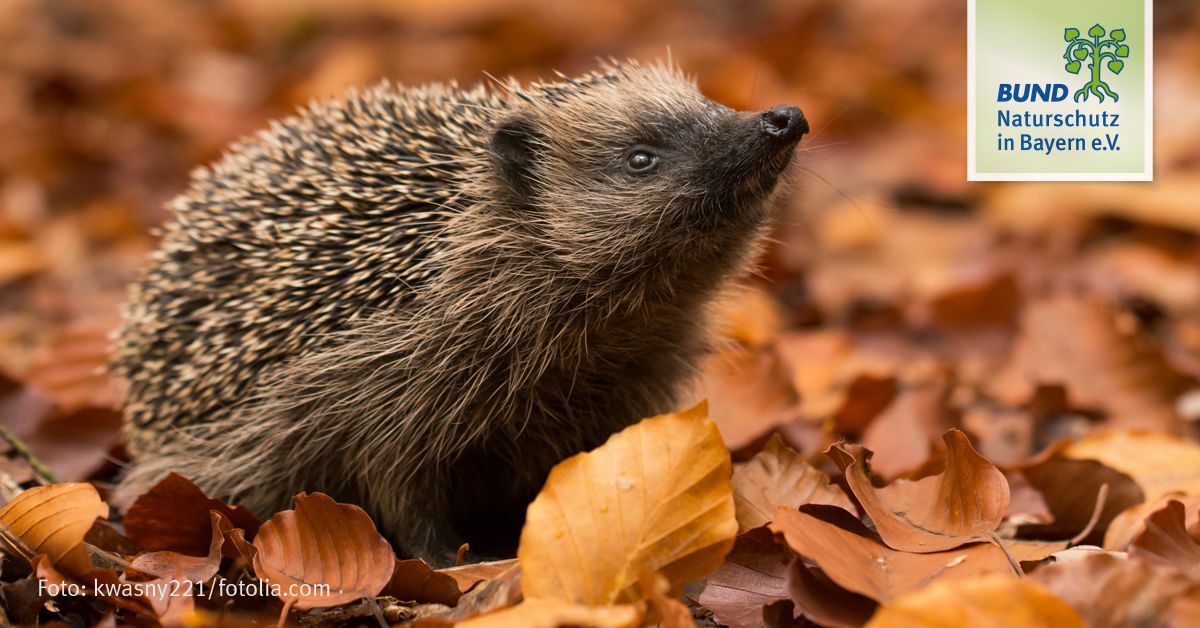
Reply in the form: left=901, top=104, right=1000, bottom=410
left=114, top=61, right=804, bottom=564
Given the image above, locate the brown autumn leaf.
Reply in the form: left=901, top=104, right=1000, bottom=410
left=731, top=434, right=854, bottom=533
left=1032, top=550, right=1200, bottom=628
left=774, top=331, right=898, bottom=436
left=431, top=562, right=523, bottom=624
left=697, top=527, right=790, bottom=628
left=438, top=559, right=518, bottom=593
left=518, top=403, right=737, bottom=605
left=828, top=430, right=1010, bottom=552
left=126, top=510, right=224, bottom=584
left=770, top=505, right=1014, bottom=603
left=454, top=599, right=640, bottom=628
left=989, top=295, right=1193, bottom=433
left=1063, top=431, right=1200, bottom=500
left=1128, top=500, right=1200, bottom=579
left=124, top=472, right=261, bottom=555
left=251, top=492, right=396, bottom=610
left=1015, top=455, right=1144, bottom=545
left=382, top=558, right=463, bottom=606
left=0, top=483, right=109, bottom=576
left=860, top=382, right=953, bottom=480
left=866, top=574, right=1083, bottom=628
left=1105, top=491, right=1200, bottom=550
left=786, top=559, right=876, bottom=628
left=702, top=345, right=801, bottom=453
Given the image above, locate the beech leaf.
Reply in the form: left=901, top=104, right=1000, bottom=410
left=829, top=430, right=1009, bottom=552
left=731, top=434, right=854, bottom=532
left=519, top=402, right=737, bottom=605
left=251, top=492, right=396, bottom=610
left=866, top=575, right=1083, bottom=628
left=0, top=483, right=109, bottom=575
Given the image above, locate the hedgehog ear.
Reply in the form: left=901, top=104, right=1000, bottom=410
left=490, top=116, right=544, bottom=201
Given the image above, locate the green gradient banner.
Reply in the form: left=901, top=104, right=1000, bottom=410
left=968, top=0, right=1152, bottom=180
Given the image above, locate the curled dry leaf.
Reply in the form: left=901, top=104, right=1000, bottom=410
left=454, top=599, right=640, bottom=628
left=126, top=511, right=225, bottom=621
left=866, top=574, right=1083, bottom=628
left=731, top=434, right=854, bottom=533
left=0, top=482, right=109, bottom=575
left=1105, top=492, right=1200, bottom=550
left=1128, top=500, right=1200, bottom=578
left=251, top=492, right=396, bottom=610
left=770, top=506, right=1013, bottom=603
left=124, top=472, right=261, bottom=555
left=518, top=403, right=737, bottom=605
left=829, top=430, right=1009, bottom=553
left=697, top=527, right=790, bottom=628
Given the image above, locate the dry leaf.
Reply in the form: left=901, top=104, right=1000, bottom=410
left=786, top=559, right=876, bottom=628
left=454, top=599, right=640, bottom=628
left=519, top=403, right=737, bottom=605
left=0, top=483, right=109, bottom=575
left=1015, top=455, right=1144, bottom=545
left=1032, top=551, right=1200, bottom=628
left=251, top=492, right=395, bottom=610
left=382, top=558, right=463, bottom=606
left=731, top=434, right=854, bottom=533
left=829, top=430, right=1009, bottom=552
left=1064, top=431, right=1200, bottom=500
left=866, top=574, right=1083, bottom=628
left=770, top=505, right=1014, bottom=603
left=1128, top=500, right=1200, bottom=578
left=124, top=472, right=261, bottom=555
left=438, top=559, right=518, bottom=593
left=1105, top=491, right=1200, bottom=550
left=703, top=346, right=801, bottom=452
left=860, top=383, right=952, bottom=479
left=697, top=527, right=790, bottom=628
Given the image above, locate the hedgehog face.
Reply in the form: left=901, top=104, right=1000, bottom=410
left=488, top=64, right=806, bottom=275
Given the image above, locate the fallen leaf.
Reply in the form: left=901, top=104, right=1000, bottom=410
left=431, top=563, right=523, bottom=623
left=0, top=483, right=109, bottom=576
left=438, top=559, right=518, bottom=593
left=829, top=430, right=1010, bottom=552
left=860, top=383, right=952, bottom=479
left=866, top=574, right=1083, bottom=628
left=1063, top=431, right=1200, bottom=500
left=703, top=346, right=801, bottom=452
left=383, top=558, right=463, bottom=606
left=697, top=527, right=790, bottom=628
left=1032, top=551, right=1200, bottom=628
left=124, top=472, right=261, bottom=555
left=990, top=296, right=1192, bottom=433
left=1128, top=500, right=1200, bottom=578
left=252, top=492, right=395, bottom=610
left=731, top=434, right=854, bottom=533
left=1105, top=492, right=1200, bottom=550
left=770, top=505, right=1014, bottom=603
left=519, top=403, right=737, bottom=605
left=1015, top=456, right=1144, bottom=545
left=454, top=599, right=640, bottom=628
left=786, top=559, right=876, bottom=628
left=127, top=511, right=224, bottom=584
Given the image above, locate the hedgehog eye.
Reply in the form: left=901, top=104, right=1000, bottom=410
left=624, top=149, right=660, bottom=174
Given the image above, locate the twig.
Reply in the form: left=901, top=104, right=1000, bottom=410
left=1069, top=483, right=1109, bottom=546
left=986, top=531, right=1024, bottom=577
left=0, top=425, right=57, bottom=484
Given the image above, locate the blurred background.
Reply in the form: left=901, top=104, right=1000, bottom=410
left=2, top=0, right=1200, bottom=482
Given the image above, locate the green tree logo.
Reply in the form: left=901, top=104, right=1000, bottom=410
left=1063, top=24, right=1130, bottom=103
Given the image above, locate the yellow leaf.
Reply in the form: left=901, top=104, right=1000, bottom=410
left=519, top=402, right=737, bottom=605
left=0, top=483, right=109, bottom=575
left=456, top=599, right=640, bottom=628
left=867, top=574, right=1083, bottom=628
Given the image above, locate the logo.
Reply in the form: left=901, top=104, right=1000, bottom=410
left=1062, top=24, right=1130, bottom=103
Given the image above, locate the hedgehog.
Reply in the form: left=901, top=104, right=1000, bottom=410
left=114, top=61, right=807, bottom=565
